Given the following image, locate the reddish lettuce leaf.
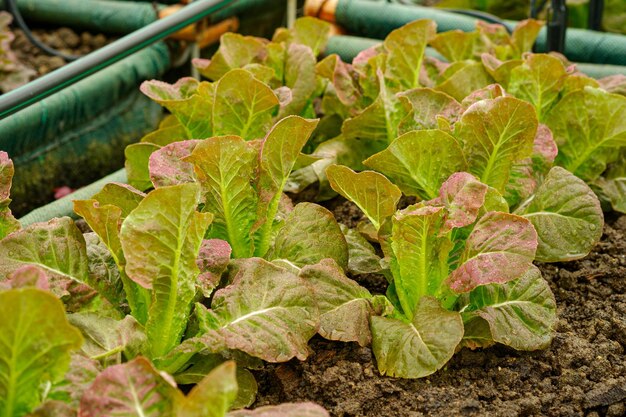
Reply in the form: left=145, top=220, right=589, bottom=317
left=459, top=265, right=556, bottom=350
left=0, top=151, right=19, bottom=239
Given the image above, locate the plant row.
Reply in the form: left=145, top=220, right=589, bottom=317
left=0, top=16, right=624, bottom=417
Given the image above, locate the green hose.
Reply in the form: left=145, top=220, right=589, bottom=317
left=9, top=0, right=163, bottom=34
left=333, top=0, right=626, bottom=66
left=19, top=168, right=128, bottom=226
left=325, top=35, right=626, bottom=78
left=2, top=43, right=170, bottom=215
left=208, top=0, right=279, bottom=23
left=6, top=0, right=277, bottom=34
left=1, top=43, right=169, bottom=159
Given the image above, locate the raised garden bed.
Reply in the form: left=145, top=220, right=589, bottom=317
left=1, top=12, right=625, bottom=417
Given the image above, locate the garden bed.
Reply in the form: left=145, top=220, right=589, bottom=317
left=11, top=26, right=113, bottom=77
left=253, top=205, right=626, bottom=417
left=1, top=13, right=625, bottom=417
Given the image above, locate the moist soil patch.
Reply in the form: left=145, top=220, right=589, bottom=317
left=253, top=201, right=626, bottom=417
left=12, top=26, right=113, bottom=77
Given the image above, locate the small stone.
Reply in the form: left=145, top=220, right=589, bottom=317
left=607, top=402, right=625, bottom=417
left=91, top=33, right=107, bottom=49
left=57, top=27, right=80, bottom=48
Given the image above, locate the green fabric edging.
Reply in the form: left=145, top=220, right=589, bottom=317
left=19, top=168, right=127, bottom=226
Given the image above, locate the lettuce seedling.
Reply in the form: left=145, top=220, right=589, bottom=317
left=430, top=19, right=543, bottom=63
left=126, top=68, right=287, bottom=190
left=193, top=16, right=332, bottom=119
left=327, top=167, right=557, bottom=378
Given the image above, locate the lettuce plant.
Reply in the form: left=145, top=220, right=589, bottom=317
left=0, top=289, right=327, bottom=417
left=193, top=16, right=332, bottom=119
left=144, top=115, right=348, bottom=264
left=361, top=90, right=603, bottom=262
left=326, top=166, right=557, bottom=378
left=0, top=146, right=352, bottom=412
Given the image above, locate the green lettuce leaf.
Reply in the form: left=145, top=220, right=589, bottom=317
left=268, top=203, right=348, bottom=269
left=396, top=88, right=462, bottom=133
left=79, top=219, right=149, bottom=324
left=279, top=43, right=316, bottom=117
left=341, top=225, right=383, bottom=275
left=390, top=206, right=452, bottom=317
left=213, top=69, right=280, bottom=139
left=141, top=77, right=213, bottom=139
left=459, top=265, right=556, bottom=350
left=507, top=54, right=568, bottom=121
left=300, top=259, right=383, bottom=346
left=177, top=361, right=238, bottom=417
left=195, top=33, right=267, bottom=81
left=92, top=183, right=145, bottom=219
left=371, top=297, right=463, bottom=379
left=289, top=17, right=332, bottom=56
left=160, top=258, right=319, bottom=370
left=326, top=165, right=401, bottom=231
left=436, top=62, right=493, bottom=102
left=173, top=354, right=257, bottom=410
left=594, top=153, right=626, bottom=213
left=341, top=71, right=406, bottom=148
left=454, top=96, right=538, bottom=193
left=383, top=19, right=436, bottom=91
left=546, top=87, right=626, bottom=181
left=0, top=217, right=88, bottom=282
left=67, top=313, right=147, bottom=366
left=364, top=129, right=467, bottom=200
left=0, top=288, right=83, bottom=417
left=185, top=136, right=258, bottom=258
left=125, top=142, right=160, bottom=191
left=120, top=183, right=212, bottom=358
left=253, top=116, right=319, bottom=257
left=516, top=167, right=604, bottom=262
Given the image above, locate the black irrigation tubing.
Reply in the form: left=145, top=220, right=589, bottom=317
left=4, top=0, right=82, bottom=61
left=0, top=0, right=237, bottom=119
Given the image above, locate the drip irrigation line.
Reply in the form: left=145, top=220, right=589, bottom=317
left=4, top=0, right=81, bottom=61
left=385, top=0, right=512, bottom=34
left=0, top=0, right=236, bottom=119
left=442, top=8, right=512, bottom=33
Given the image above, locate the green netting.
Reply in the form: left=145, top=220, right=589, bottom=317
left=1, top=43, right=170, bottom=215
left=19, top=168, right=127, bottom=226
left=334, top=0, right=626, bottom=66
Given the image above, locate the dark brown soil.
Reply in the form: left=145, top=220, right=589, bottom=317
left=253, top=202, right=626, bottom=417
left=11, top=26, right=113, bottom=77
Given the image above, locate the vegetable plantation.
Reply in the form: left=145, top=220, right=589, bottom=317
left=0, top=3, right=625, bottom=417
